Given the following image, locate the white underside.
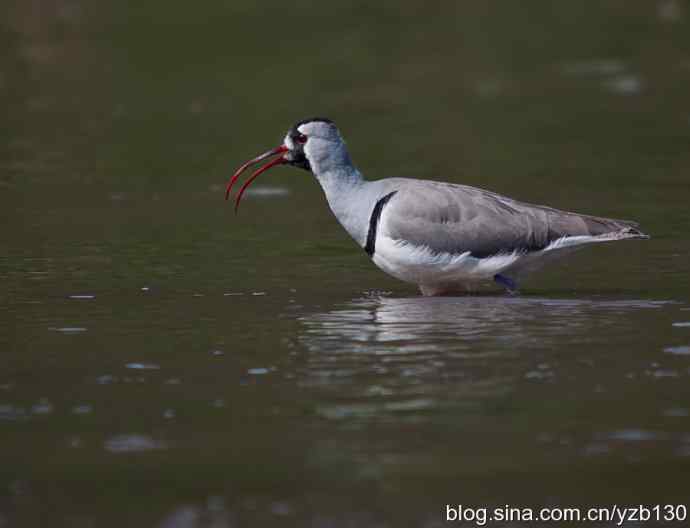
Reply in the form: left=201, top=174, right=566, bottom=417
left=372, top=232, right=639, bottom=295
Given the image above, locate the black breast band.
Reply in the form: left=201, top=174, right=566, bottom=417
left=364, top=191, right=398, bottom=257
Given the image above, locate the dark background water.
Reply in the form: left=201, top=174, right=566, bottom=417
left=2, top=1, right=690, bottom=526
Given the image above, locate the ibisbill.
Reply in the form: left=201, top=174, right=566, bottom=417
left=225, top=118, right=649, bottom=295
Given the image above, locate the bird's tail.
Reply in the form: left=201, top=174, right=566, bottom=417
left=582, top=216, right=650, bottom=240
left=614, top=225, right=650, bottom=240
left=548, top=210, right=650, bottom=241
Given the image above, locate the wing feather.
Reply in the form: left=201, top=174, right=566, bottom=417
left=380, top=180, right=641, bottom=258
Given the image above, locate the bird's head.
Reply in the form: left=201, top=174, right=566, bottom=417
left=225, top=117, right=351, bottom=211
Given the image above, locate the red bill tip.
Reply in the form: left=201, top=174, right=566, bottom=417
left=225, top=145, right=288, bottom=202
left=234, top=155, right=287, bottom=213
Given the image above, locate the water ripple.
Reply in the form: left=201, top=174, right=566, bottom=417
left=104, top=434, right=167, bottom=453
left=665, top=346, right=690, bottom=355
left=296, top=295, right=677, bottom=418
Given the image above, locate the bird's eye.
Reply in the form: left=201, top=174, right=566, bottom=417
left=296, top=133, right=308, bottom=144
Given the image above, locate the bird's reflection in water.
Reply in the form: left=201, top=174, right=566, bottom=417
left=297, top=295, right=672, bottom=420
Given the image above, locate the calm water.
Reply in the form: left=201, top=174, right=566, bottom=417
left=2, top=1, right=690, bottom=526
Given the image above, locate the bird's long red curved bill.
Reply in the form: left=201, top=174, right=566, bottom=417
left=225, top=145, right=288, bottom=212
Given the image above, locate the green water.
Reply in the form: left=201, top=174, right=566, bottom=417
left=2, top=1, right=690, bottom=526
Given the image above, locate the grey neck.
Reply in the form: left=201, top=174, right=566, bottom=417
left=312, top=164, right=374, bottom=249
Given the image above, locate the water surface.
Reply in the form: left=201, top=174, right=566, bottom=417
left=2, top=1, right=690, bottom=526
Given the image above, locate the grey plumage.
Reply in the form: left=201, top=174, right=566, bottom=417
left=229, top=118, right=648, bottom=294
left=378, top=178, right=646, bottom=258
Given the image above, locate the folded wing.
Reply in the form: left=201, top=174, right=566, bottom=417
left=381, top=180, right=644, bottom=258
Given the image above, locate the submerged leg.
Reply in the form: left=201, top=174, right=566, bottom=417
left=494, top=273, right=518, bottom=294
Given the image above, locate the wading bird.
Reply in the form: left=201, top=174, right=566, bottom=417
left=225, top=118, right=648, bottom=295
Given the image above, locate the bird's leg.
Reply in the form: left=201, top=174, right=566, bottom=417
left=419, top=284, right=447, bottom=296
left=494, top=274, right=519, bottom=294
